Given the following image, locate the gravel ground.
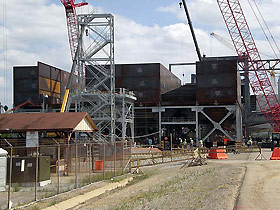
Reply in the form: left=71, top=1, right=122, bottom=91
left=74, top=160, right=245, bottom=210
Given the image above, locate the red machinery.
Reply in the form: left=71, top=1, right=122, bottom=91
left=60, top=0, right=88, bottom=60
left=216, top=0, right=280, bottom=131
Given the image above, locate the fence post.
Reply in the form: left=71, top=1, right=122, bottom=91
left=35, top=145, right=39, bottom=201
left=8, top=146, right=13, bottom=209
left=103, top=142, right=106, bottom=180
left=122, top=141, right=124, bottom=175
left=114, top=141, right=116, bottom=176
left=89, top=142, right=92, bottom=183
left=75, top=141, right=78, bottom=189
left=52, top=139, right=60, bottom=195
left=57, top=143, right=60, bottom=194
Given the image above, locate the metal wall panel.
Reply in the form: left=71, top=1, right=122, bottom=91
left=51, top=67, right=61, bottom=81
left=39, top=77, right=51, bottom=91
left=14, top=66, right=38, bottom=80
left=38, top=62, right=51, bottom=78
left=51, top=80, right=61, bottom=93
left=122, top=63, right=160, bottom=77
left=196, top=59, right=238, bottom=105
left=39, top=90, right=51, bottom=97
left=133, top=89, right=160, bottom=105
left=123, top=77, right=159, bottom=89
left=14, top=92, right=38, bottom=106
left=161, top=84, right=196, bottom=106
left=14, top=79, right=38, bottom=92
left=160, top=64, right=181, bottom=94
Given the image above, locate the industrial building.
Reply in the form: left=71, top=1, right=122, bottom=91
left=13, top=56, right=245, bottom=147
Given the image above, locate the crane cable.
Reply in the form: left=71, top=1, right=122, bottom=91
left=252, top=0, right=280, bottom=56
left=179, top=2, right=185, bottom=84
left=246, top=0, right=279, bottom=60
left=2, top=0, right=7, bottom=106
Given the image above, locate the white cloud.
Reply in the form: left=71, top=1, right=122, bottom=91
left=0, top=0, right=280, bottom=108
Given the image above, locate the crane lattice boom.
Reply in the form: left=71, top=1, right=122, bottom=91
left=60, top=0, right=88, bottom=60
left=216, top=0, right=280, bottom=131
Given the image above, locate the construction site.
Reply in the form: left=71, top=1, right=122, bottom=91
left=1, top=0, right=280, bottom=209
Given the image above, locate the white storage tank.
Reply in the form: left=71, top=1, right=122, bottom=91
left=0, top=148, right=8, bottom=192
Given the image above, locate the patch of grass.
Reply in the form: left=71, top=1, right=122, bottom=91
left=109, top=175, right=129, bottom=183
left=30, top=205, right=40, bottom=210
left=13, top=183, right=20, bottom=192
left=112, top=167, right=217, bottom=210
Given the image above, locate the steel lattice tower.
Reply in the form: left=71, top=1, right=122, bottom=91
left=75, top=14, right=116, bottom=141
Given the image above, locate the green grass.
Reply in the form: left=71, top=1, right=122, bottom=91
left=13, top=183, right=20, bottom=192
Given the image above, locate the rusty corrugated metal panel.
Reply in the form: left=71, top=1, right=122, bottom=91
left=196, top=59, right=238, bottom=105
left=0, top=112, right=98, bottom=132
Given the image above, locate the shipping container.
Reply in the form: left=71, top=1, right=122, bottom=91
left=196, top=58, right=240, bottom=105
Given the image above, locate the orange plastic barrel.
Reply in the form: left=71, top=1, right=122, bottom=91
left=95, top=160, right=104, bottom=171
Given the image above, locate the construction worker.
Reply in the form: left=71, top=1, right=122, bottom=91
left=199, top=140, right=203, bottom=147
left=248, top=136, right=253, bottom=147
left=190, top=138, right=194, bottom=148
left=183, top=139, right=187, bottom=149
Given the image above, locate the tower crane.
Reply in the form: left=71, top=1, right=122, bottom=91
left=60, top=0, right=88, bottom=112
left=216, top=0, right=280, bottom=131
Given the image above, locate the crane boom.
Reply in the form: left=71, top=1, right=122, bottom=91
left=60, top=0, right=87, bottom=112
left=60, top=0, right=87, bottom=60
left=180, top=0, right=202, bottom=61
left=216, top=0, right=280, bottom=131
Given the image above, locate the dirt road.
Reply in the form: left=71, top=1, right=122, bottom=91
left=234, top=150, right=280, bottom=210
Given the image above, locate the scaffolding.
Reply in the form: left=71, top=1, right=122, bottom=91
left=74, top=13, right=136, bottom=142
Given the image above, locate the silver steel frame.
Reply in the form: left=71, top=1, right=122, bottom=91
left=135, top=104, right=242, bottom=145
left=74, top=14, right=136, bottom=142
left=76, top=14, right=116, bottom=141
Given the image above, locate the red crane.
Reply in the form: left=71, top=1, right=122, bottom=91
left=60, top=0, right=88, bottom=60
left=216, top=0, right=280, bottom=131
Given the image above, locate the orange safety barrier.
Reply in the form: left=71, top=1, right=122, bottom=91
left=270, top=147, right=280, bottom=160
left=208, top=148, right=229, bottom=159
left=94, top=160, right=104, bottom=171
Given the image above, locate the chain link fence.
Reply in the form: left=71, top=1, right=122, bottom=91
left=0, top=140, right=132, bottom=209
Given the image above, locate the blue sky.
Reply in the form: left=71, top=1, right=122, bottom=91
left=56, top=0, right=181, bottom=27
